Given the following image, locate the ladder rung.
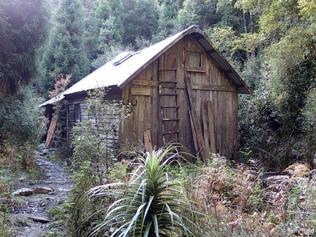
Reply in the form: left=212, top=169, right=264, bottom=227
left=159, top=85, right=176, bottom=89
left=161, top=105, right=179, bottom=109
left=160, top=93, right=177, bottom=96
left=159, top=81, right=177, bottom=84
left=162, top=130, right=180, bottom=135
left=162, top=118, right=179, bottom=122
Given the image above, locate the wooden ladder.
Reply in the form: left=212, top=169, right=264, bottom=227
left=158, top=70, right=180, bottom=145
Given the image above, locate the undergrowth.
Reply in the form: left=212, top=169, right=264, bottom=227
left=67, top=149, right=316, bottom=237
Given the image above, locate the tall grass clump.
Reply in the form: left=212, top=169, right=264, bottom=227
left=87, top=147, right=200, bottom=237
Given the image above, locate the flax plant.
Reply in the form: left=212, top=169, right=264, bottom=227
left=87, top=147, right=200, bottom=237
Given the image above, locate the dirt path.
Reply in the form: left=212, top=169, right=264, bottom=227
left=11, top=146, right=72, bottom=237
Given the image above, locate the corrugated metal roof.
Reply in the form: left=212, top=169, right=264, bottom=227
left=40, top=25, right=251, bottom=107
left=39, top=93, right=65, bottom=107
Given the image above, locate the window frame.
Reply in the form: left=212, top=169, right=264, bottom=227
left=186, top=50, right=206, bottom=72
left=74, top=103, right=81, bottom=123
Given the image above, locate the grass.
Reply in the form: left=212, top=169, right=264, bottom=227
left=0, top=212, right=13, bottom=237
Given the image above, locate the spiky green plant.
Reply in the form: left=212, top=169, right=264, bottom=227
left=88, top=147, right=200, bottom=237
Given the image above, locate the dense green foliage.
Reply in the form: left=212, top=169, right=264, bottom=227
left=0, top=0, right=47, bottom=95
left=0, top=0, right=47, bottom=168
left=38, top=0, right=89, bottom=94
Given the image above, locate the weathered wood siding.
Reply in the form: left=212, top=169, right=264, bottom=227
left=66, top=95, right=121, bottom=157
left=120, top=35, right=238, bottom=158
left=120, top=64, right=157, bottom=147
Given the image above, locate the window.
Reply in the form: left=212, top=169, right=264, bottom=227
left=74, top=103, right=81, bottom=123
left=187, top=51, right=204, bottom=71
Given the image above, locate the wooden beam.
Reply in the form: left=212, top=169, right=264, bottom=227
left=131, top=87, right=152, bottom=96
left=191, top=85, right=236, bottom=92
left=175, top=85, right=236, bottom=92
left=132, top=80, right=158, bottom=87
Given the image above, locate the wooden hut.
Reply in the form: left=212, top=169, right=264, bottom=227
left=40, top=26, right=251, bottom=160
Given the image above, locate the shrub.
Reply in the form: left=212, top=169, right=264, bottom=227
left=68, top=160, right=99, bottom=237
left=0, top=87, right=46, bottom=169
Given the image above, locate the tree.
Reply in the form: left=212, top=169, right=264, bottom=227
left=96, top=0, right=124, bottom=52
left=155, top=0, right=182, bottom=40
left=0, top=0, right=48, bottom=95
left=122, top=0, right=159, bottom=46
left=234, top=0, right=316, bottom=166
left=82, top=0, right=100, bottom=61
left=177, top=0, right=220, bottom=30
left=216, top=0, right=243, bottom=31
left=38, top=0, right=89, bottom=95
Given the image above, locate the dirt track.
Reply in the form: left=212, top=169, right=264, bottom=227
left=11, top=146, right=72, bottom=237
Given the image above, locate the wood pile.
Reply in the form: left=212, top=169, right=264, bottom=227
left=45, top=113, right=58, bottom=146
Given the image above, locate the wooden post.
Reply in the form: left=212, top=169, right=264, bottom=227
left=144, top=129, right=153, bottom=153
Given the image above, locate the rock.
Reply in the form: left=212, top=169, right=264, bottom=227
left=27, top=214, right=51, bottom=223
left=12, top=188, right=34, bottom=196
left=33, top=186, right=54, bottom=195
left=40, top=150, right=48, bottom=156
left=10, top=214, right=31, bottom=227
left=264, top=175, right=289, bottom=186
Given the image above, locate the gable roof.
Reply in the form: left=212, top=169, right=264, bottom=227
left=40, top=25, right=251, bottom=107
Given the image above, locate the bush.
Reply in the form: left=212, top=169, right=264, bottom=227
left=68, top=160, right=99, bottom=237
left=0, top=87, right=46, bottom=169
left=68, top=88, right=124, bottom=236
left=238, top=48, right=316, bottom=170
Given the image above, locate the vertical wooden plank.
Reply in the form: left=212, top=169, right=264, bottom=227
left=144, top=129, right=153, bottom=153
left=201, top=103, right=210, bottom=156
left=152, top=60, right=159, bottom=148
left=189, top=110, right=198, bottom=153
left=207, top=101, right=217, bottom=154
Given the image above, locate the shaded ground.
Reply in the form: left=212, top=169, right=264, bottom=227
left=10, top=145, right=72, bottom=237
